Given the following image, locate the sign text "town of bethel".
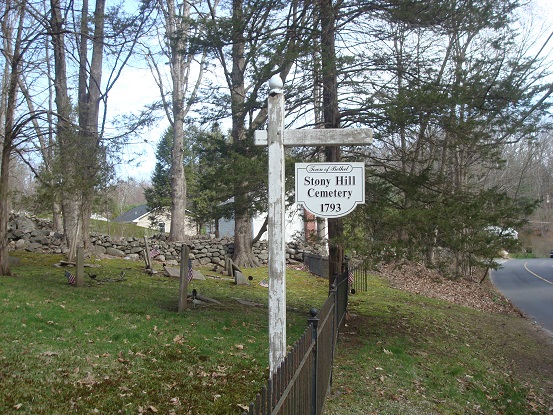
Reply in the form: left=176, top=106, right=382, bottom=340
left=295, top=162, right=365, bottom=218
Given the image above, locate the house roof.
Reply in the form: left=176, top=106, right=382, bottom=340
left=112, top=205, right=150, bottom=223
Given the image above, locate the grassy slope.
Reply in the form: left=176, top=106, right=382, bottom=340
left=1, top=252, right=552, bottom=414
left=325, top=277, right=553, bottom=415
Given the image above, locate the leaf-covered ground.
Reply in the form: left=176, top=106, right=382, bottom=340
left=378, top=262, right=515, bottom=314
left=325, top=262, right=553, bottom=415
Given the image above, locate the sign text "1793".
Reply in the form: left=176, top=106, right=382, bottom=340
left=320, top=203, right=341, bottom=213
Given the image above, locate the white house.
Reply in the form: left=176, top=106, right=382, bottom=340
left=112, top=205, right=194, bottom=234
left=113, top=203, right=328, bottom=245
left=218, top=201, right=327, bottom=244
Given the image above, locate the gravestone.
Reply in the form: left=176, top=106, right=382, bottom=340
left=234, top=270, right=249, bottom=285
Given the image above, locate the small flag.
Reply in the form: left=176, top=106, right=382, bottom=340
left=348, top=270, right=354, bottom=286
left=65, top=270, right=76, bottom=285
left=150, top=247, right=161, bottom=258
left=187, top=259, right=194, bottom=282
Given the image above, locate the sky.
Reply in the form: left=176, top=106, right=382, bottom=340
left=108, top=0, right=553, bottom=182
left=107, top=66, right=168, bottom=181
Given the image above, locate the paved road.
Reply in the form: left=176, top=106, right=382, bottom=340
left=491, top=259, right=553, bottom=334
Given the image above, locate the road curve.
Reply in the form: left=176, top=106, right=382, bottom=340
left=491, top=258, right=553, bottom=335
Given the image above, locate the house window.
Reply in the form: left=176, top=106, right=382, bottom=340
left=158, top=222, right=166, bottom=233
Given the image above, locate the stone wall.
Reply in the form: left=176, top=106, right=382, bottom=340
left=7, top=213, right=316, bottom=267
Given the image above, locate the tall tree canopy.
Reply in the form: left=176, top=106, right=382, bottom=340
left=2, top=0, right=552, bottom=278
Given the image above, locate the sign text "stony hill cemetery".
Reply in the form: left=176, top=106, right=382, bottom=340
left=295, top=162, right=365, bottom=218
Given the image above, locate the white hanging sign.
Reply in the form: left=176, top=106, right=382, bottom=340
left=295, top=162, right=365, bottom=218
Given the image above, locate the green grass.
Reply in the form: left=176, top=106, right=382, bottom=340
left=89, top=219, right=155, bottom=239
left=0, top=252, right=327, bottom=415
left=325, top=278, right=553, bottom=415
left=1, top=251, right=552, bottom=414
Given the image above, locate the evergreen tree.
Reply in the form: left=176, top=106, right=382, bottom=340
left=144, top=125, right=237, bottom=235
left=340, top=0, right=549, bottom=277
left=199, top=0, right=314, bottom=267
left=144, top=129, right=173, bottom=214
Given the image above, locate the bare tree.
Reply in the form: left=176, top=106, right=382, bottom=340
left=203, top=0, right=311, bottom=267
left=145, top=0, right=208, bottom=242
left=47, top=0, right=154, bottom=259
left=0, top=0, right=47, bottom=275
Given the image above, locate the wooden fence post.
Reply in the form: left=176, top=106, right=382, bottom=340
left=76, top=247, right=84, bottom=287
left=226, top=257, right=233, bottom=277
left=178, top=245, right=190, bottom=312
left=143, top=237, right=152, bottom=269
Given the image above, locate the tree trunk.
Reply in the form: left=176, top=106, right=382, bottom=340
left=233, top=203, right=259, bottom=267
left=52, top=200, right=63, bottom=231
left=320, top=0, right=343, bottom=285
left=77, top=0, right=105, bottom=251
left=229, top=0, right=259, bottom=268
left=50, top=0, right=80, bottom=260
left=152, top=0, right=203, bottom=242
left=166, top=0, right=190, bottom=242
left=170, top=117, right=187, bottom=241
left=0, top=0, right=26, bottom=275
left=0, top=135, right=13, bottom=276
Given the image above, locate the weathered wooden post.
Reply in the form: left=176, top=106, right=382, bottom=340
left=256, top=74, right=373, bottom=376
left=76, top=247, right=84, bottom=287
left=178, top=245, right=190, bottom=312
left=267, top=74, right=286, bottom=374
left=225, top=257, right=232, bottom=277
left=143, top=236, right=152, bottom=269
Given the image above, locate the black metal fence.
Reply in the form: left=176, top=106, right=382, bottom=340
left=302, top=252, right=329, bottom=278
left=348, top=261, right=371, bottom=294
left=242, top=270, right=349, bottom=415
left=303, top=252, right=372, bottom=294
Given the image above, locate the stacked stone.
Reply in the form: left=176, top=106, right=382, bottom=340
left=7, top=213, right=315, bottom=267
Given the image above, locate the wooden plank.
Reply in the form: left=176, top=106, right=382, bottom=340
left=143, top=236, right=152, bottom=269
left=177, top=245, right=190, bottom=312
left=76, top=247, right=84, bottom=287
left=267, top=88, right=287, bottom=376
left=254, top=128, right=373, bottom=147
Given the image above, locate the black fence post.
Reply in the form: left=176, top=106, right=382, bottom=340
left=308, top=308, right=319, bottom=415
left=331, top=278, right=338, bottom=342
left=344, top=255, right=350, bottom=304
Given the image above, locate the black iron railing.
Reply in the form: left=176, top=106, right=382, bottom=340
left=242, top=268, right=349, bottom=415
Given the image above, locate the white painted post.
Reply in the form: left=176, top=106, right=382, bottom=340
left=267, top=74, right=286, bottom=375
left=259, top=74, right=372, bottom=376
